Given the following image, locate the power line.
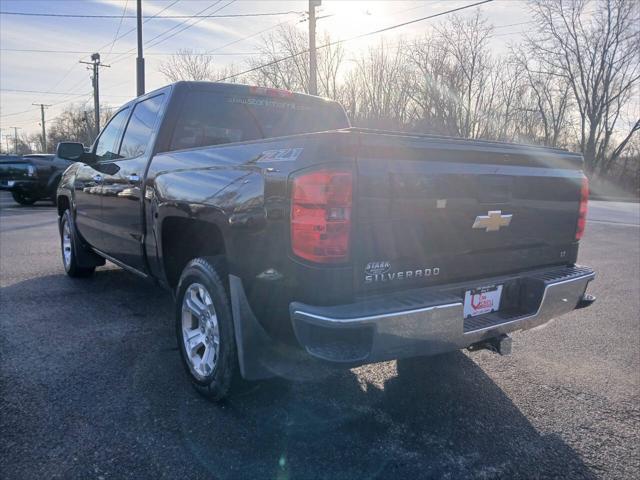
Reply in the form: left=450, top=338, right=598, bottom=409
left=1, top=88, right=88, bottom=95
left=93, top=0, right=181, bottom=53
left=203, top=11, right=307, bottom=54
left=3, top=0, right=494, bottom=126
left=108, top=0, right=226, bottom=65
left=216, top=0, right=494, bottom=82
left=13, top=1, right=180, bottom=115
left=0, top=108, right=37, bottom=118
left=106, top=0, right=129, bottom=59
left=20, top=2, right=176, bottom=108
left=0, top=10, right=302, bottom=19
left=0, top=48, right=264, bottom=55
left=1, top=88, right=128, bottom=97
left=146, top=0, right=236, bottom=50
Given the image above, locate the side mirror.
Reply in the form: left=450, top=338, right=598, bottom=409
left=56, top=142, right=86, bottom=161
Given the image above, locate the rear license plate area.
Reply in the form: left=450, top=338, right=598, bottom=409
left=464, top=284, right=503, bottom=318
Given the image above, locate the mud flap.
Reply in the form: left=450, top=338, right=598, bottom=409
left=229, top=275, right=334, bottom=381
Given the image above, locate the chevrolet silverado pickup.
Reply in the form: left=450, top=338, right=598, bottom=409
left=55, top=81, right=595, bottom=401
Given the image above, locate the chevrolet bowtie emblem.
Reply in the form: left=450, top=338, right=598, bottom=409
left=472, top=210, right=513, bottom=232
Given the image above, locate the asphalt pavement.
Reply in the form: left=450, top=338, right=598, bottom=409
left=1, top=191, right=638, bottom=479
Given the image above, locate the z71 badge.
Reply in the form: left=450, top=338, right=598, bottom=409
left=364, top=261, right=440, bottom=283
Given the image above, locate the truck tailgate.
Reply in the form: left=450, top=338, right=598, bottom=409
left=0, top=159, right=32, bottom=183
left=353, top=131, right=584, bottom=294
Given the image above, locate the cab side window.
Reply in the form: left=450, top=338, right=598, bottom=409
left=94, top=108, right=129, bottom=161
left=119, top=94, right=165, bottom=159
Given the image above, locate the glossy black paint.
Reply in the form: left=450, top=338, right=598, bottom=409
left=352, top=131, right=584, bottom=295
left=57, top=81, right=587, bottom=346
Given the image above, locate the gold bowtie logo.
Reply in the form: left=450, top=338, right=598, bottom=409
left=472, top=210, right=513, bottom=232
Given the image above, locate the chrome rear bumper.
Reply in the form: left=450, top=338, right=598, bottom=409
left=290, top=265, right=595, bottom=363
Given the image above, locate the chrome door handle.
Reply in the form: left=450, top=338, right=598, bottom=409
left=92, top=174, right=103, bottom=183
left=127, top=174, right=140, bottom=183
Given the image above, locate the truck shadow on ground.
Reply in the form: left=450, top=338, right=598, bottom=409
left=0, top=268, right=596, bottom=480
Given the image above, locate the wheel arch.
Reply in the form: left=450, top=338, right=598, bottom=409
left=47, top=173, right=63, bottom=198
left=160, top=215, right=228, bottom=290
left=57, top=193, right=71, bottom=217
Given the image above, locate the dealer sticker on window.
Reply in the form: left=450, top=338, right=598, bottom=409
left=463, top=284, right=503, bottom=318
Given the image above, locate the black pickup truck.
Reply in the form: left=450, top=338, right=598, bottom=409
left=0, top=153, right=73, bottom=205
left=56, top=81, right=595, bottom=401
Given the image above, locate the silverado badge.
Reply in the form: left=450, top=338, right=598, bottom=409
left=472, top=210, right=513, bottom=232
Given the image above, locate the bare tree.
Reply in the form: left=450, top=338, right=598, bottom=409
left=526, top=0, right=640, bottom=172
left=246, top=25, right=344, bottom=98
left=246, top=25, right=309, bottom=91
left=341, top=40, right=413, bottom=129
left=510, top=48, right=572, bottom=146
left=492, top=59, right=529, bottom=142
left=47, top=106, right=113, bottom=149
left=159, top=49, right=215, bottom=82
left=406, top=33, right=464, bottom=135
left=434, top=11, right=497, bottom=139
left=147, top=2, right=638, bottom=190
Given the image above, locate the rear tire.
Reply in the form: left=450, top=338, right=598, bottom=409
left=60, top=210, right=95, bottom=278
left=11, top=191, right=37, bottom=205
left=176, top=257, right=241, bottom=401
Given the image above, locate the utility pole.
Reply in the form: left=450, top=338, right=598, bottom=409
left=82, top=111, right=93, bottom=143
left=32, top=103, right=51, bottom=152
left=136, top=0, right=145, bottom=96
left=10, top=127, right=21, bottom=154
left=80, top=53, right=110, bottom=137
left=4, top=135, right=10, bottom=154
left=308, top=1, right=321, bottom=96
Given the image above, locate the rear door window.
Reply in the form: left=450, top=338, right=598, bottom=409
left=94, top=108, right=129, bottom=161
left=119, top=94, right=165, bottom=159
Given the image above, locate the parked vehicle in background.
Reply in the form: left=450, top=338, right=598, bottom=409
left=0, top=153, right=73, bottom=205
left=55, top=81, right=596, bottom=402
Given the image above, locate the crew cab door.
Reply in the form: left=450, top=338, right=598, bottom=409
left=99, top=93, right=166, bottom=272
left=74, top=107, right=129, bottom=250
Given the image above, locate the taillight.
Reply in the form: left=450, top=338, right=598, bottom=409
left=291, top=169, right=352, bottom=263
left=575, top=176, right=589, bottom=240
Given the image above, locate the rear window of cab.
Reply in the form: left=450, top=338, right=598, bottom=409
left=169, top=91, right=349, bottom=151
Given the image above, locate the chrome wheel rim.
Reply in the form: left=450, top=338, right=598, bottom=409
left=62, top=220, right=72, bottom=269
left=181, top=283, right=220, bottom=379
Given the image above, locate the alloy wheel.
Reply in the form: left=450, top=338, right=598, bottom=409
left=181, top=282, right=220, bottom=379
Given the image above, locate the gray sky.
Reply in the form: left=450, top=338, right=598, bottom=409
left=0, top=0, right=533, bottom=137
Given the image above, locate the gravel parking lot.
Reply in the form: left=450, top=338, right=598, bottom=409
left=1, top=191, right=638, bottom=479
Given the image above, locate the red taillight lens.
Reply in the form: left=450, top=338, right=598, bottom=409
left=291, top=169, right=352, bottom=263
left=576, top=176, right=589, bottom=240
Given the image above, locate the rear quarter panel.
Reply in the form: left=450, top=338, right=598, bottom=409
left=146, top=131, right=358, bottom=338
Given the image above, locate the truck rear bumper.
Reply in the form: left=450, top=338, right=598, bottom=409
left=0, top=179, right=37, bottom=192
left=290, top=265, right=595, bottom=364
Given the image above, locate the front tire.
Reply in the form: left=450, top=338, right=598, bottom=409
left=11, top=191, right=37, bottom=205
left=60, top=210, right=95, bottom=278
left=176, top=257, right=240, bottom=401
